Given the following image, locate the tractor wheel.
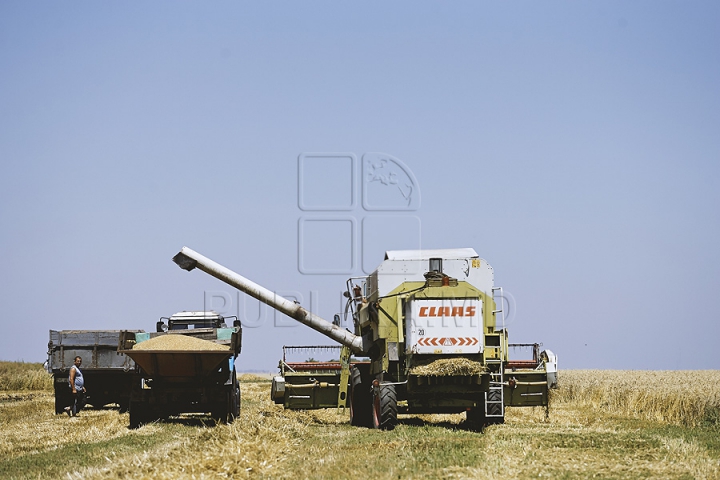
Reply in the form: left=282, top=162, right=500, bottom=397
left=129, top=402, right=146, bottom=429
left=229, top=373, right=240, bottom=422
left=466, top=408, right=486, bottom=431
left=371, top=383, right=397, bottom=431
left=54, top=382, right=71, bottom=414
left=89, top=396, right=108, bottom=409
left=54, top=392, right=65, bottom=415
left=350, top=367, right=371, bottom=427
left=212, top=392, right=230, bottom=424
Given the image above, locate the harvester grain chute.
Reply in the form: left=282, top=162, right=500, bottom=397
left=172, top=246, right=557, bottom=430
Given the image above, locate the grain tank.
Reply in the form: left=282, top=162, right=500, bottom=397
left=172, top=247, right=557, bottom=430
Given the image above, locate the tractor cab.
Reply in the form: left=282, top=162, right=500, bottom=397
left=156, top=311, right=238, bottom=332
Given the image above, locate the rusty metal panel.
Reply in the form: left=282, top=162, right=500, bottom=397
left=123, top=350, right=231, bottom=377
left=48, top=330, right=140, bottom=372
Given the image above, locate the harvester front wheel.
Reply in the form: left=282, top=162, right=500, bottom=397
left=486, top=389, right=505, bottom=425
left=350, top=367, right=371, bottom=427
left=371, top=383, right=397, bottom=431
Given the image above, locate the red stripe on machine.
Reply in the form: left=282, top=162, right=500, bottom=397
left=416, top=337, right=479, bottom=348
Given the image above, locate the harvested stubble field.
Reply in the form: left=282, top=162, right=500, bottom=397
left=1, top=362, right=719, bottom=479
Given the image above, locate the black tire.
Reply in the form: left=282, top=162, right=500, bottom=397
left=466, top=408, right=486, bottom=431
left=54, top=382, right=71, bottom=414
left=131, top=402, right=157, bottom=428
left=89, top=397, right=108, bottom=409
left=371, top=383, right=397, bottom=431
left=54, top=393, right=65, bottom=415
left=129, top=402, right=145, bottom=429
left=229, top=369, right=240, bottom=422
left=212, top=392, right=230, bottom=424
left=235, top=385, right=241, bottom=418
left=350, top=367, right=371, bottom=427
left=485, top=389, right=505, bottom=425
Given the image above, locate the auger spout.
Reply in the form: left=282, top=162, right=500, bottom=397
left=172, top=247, right=364, bottom=354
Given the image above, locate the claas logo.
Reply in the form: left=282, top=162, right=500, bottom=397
left=418, top=306, right=476, bottom=317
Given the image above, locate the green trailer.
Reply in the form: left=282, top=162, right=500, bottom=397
left=119, top=311, right=242, bottom=428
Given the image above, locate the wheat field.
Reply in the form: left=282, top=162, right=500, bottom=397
left=552, top=370, right=720, bottom=427
left=1, top=363, right=719, bottom=479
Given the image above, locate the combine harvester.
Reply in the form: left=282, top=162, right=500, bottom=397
left=173, top=247, right=557, bottom=430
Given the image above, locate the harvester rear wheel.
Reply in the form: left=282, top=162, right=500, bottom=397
left=350, top=367, right=371, bottom=427
left=371, top=383, right=397, bottom=431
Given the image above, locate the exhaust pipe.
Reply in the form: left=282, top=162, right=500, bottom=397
left=172, top=247, right=364, bottom=354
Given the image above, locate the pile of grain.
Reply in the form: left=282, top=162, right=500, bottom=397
left=410, top=358, right=486, bottom=376
left=133, top=334, right=229, bottom=351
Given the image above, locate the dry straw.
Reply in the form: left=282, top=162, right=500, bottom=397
left=410, top=357, right=486, bottom=376
left=2, top=370, right=720, bottom=479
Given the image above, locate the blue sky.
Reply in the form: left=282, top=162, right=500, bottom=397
left=1, top=2, right=718, bottom=370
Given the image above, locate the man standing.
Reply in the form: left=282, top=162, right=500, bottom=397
left=64, top=356, right=86, bottom=417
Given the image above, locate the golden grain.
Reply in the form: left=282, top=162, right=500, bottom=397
left=133, top=334, right=229, bottom=351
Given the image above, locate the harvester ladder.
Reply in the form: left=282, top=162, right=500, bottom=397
left=336, top=345, right=351, bottom=415
left=485, top=360, right=504, bottom=418
left=492, top=287, right=506, bottom=333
